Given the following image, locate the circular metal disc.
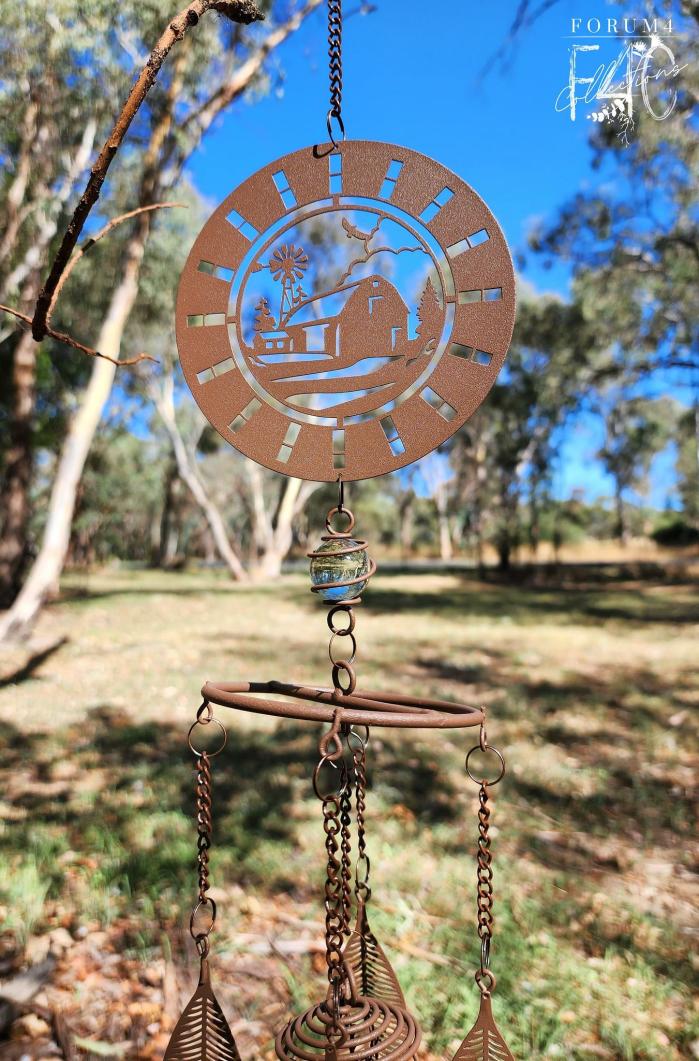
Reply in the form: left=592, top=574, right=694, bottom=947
left=176, top=140, right=515, bottom=482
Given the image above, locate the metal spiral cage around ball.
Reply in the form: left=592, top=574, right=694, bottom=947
left=307, top=506, right=377, bottom=605
left=275, top=993, right=421, bottom=1061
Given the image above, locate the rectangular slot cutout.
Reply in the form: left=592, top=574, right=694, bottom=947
left=458, top=290, right=482, bottom=304
left=419, top=186, right=454, bottom=223
left=196, top=356, right=235, bottom=384
left=380, top=415, right=405, bottom=456
left=420, top=386, right=457, bottom=421
left=229, top=397, right=261, bottom=433
left=332, top=428, right=345, bottom=469
left=197, top=260, right=234, bottom=283
left=272, top=169, right=297, bottom=210
left=449, top=343, right=493, bottom=367
left=187, top=312, right=226, bottom=327
left=484, top=287, right=502, bottom=301
left=379, top=159, right=403, bottom=199
left=329, top=153, right=342, bottom=195
left=276, top=422, right=301, bottom=463
left=446, top=228, right=491, bottom=258
left=226, top=208, right=258, bottom=242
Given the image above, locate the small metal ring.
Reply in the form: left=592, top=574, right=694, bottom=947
left=313, top=755, right=345, bottom=800
left=189, top=896, right=216, bottom=939
left=188, top=716, right=227, bottom=758
left=325, top=505, right=355, bottom=535
left=326, top=110, right=346, bottom=150
left=355, top=852, right=371, bottom=885
left=347, top=725, right=369, bottom=752
left=465, top=744, right=505, bottom=787
left=332, top=660, right=356, bottom=695
left=327, top=605, right=355, bottom=636
left=480, top=935, right=491, bottom=971
left=329, top=631, right=357, bottom=667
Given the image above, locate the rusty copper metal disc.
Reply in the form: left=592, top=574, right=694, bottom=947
left=176, top=140, right=515, bottom=481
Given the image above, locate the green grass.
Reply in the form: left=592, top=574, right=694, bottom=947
left=0, top=566, right=697, bottom=1059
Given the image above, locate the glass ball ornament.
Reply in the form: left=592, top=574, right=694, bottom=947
left=309, top=538, right=370, bottom=603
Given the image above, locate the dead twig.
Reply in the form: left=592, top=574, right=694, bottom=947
left=0, top=304, right=156, bottom=367
left=28, top=0, right=263, bottom=343
left=48, top=200, right=186, bottom=317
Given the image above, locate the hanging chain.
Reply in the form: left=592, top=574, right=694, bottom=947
left=464, top=711, right=506, bottom=997
left=339, top=726, right=353, bottom=935
left=196, top=752, right=213, bottom=905
left=350, top=727, right=371, bottom=903
left=187, top=701, right=227, bottom=960
left=313, top=710, right=349, bottom=1047
left=327, top=0, right=345, bottom=146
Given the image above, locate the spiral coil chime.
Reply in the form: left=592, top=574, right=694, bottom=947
left=164, top=495, right=515, bottom=1061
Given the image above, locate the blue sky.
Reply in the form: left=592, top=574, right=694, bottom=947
left=183, top=0, right=681, bottom=508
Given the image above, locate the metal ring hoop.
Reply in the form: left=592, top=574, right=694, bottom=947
left=188, top=716, right=227, bottom=758
left=189, top=896, right=217, bottom=939
left=326, top=110, right=346, bottom=150
left=465, top=744, right=506, bottom=786
left=327, top=605, right=355, bottom=636
left=324, top=505, right=354, bottom=534
left=313, top=755, right=345, bottom=800
left=202, top=680, right=485, bottom=730
left=329, top=631, right=357, bottom=667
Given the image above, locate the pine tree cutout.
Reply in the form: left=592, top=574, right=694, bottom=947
left=253, top=295, right=276, bottom=332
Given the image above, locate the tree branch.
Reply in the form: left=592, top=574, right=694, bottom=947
left=31, top=0, right=263, bottom=342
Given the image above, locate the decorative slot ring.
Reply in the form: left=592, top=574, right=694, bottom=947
left=465, top=745, right=506, bottom=787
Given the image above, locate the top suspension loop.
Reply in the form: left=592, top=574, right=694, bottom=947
left=327, top=0, right=345, bottom=148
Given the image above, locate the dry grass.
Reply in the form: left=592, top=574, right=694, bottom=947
left=0, top=565, right=697, bottom=1059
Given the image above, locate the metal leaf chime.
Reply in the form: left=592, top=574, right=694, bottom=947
left=165, top=1, right=519, bottom=1058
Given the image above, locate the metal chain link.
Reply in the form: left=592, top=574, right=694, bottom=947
left=465, top=713, right=506, bottom=997
left=351, top=729, right=371, bottom=902
left=314, top=711, right=349, bottom=1045
left=327, top=0, right=344, bottom=144
left=476, top=784, right=493, bottom=962
left=339, top=751, right=353, bottom=935
left=196, top=752, right=213, bottom=904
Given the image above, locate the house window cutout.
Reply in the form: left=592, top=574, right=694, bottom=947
left=197, top=260, right=234, bottom=283
left=229, top=397, right=261, bottom=433
left=187, top=313, right=226, bottom=327
left=379, top=159, right=403, bottom=199
left=419, top=186, right=454, bottom=223
left=276, top=421, right=301, bottom=463
left=226, top=208, right=258, bottom=241
left=329, top=153, right=342, bottom=195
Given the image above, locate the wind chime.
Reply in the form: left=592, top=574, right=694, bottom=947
left=164, top=3, right=517, bottom=1058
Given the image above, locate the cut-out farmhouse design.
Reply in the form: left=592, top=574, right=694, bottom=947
left=252, top=275, right=434, bottom=365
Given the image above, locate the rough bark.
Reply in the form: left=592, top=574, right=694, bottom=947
left=0, top=227, right=148, bottom=641
left=153, top=376, right=247, bottom=580
left=0, top=328, right=37, bottom=603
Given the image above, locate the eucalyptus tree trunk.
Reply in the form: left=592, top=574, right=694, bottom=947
left=247, top=472, right=320, bottom=579
left=0, top=121, right=97, bottom=602
left=0, top=226, right=147, bottom=641
left=153, top=377, right=247, bottom=581
left=0, top=328, right=37, bottom=604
